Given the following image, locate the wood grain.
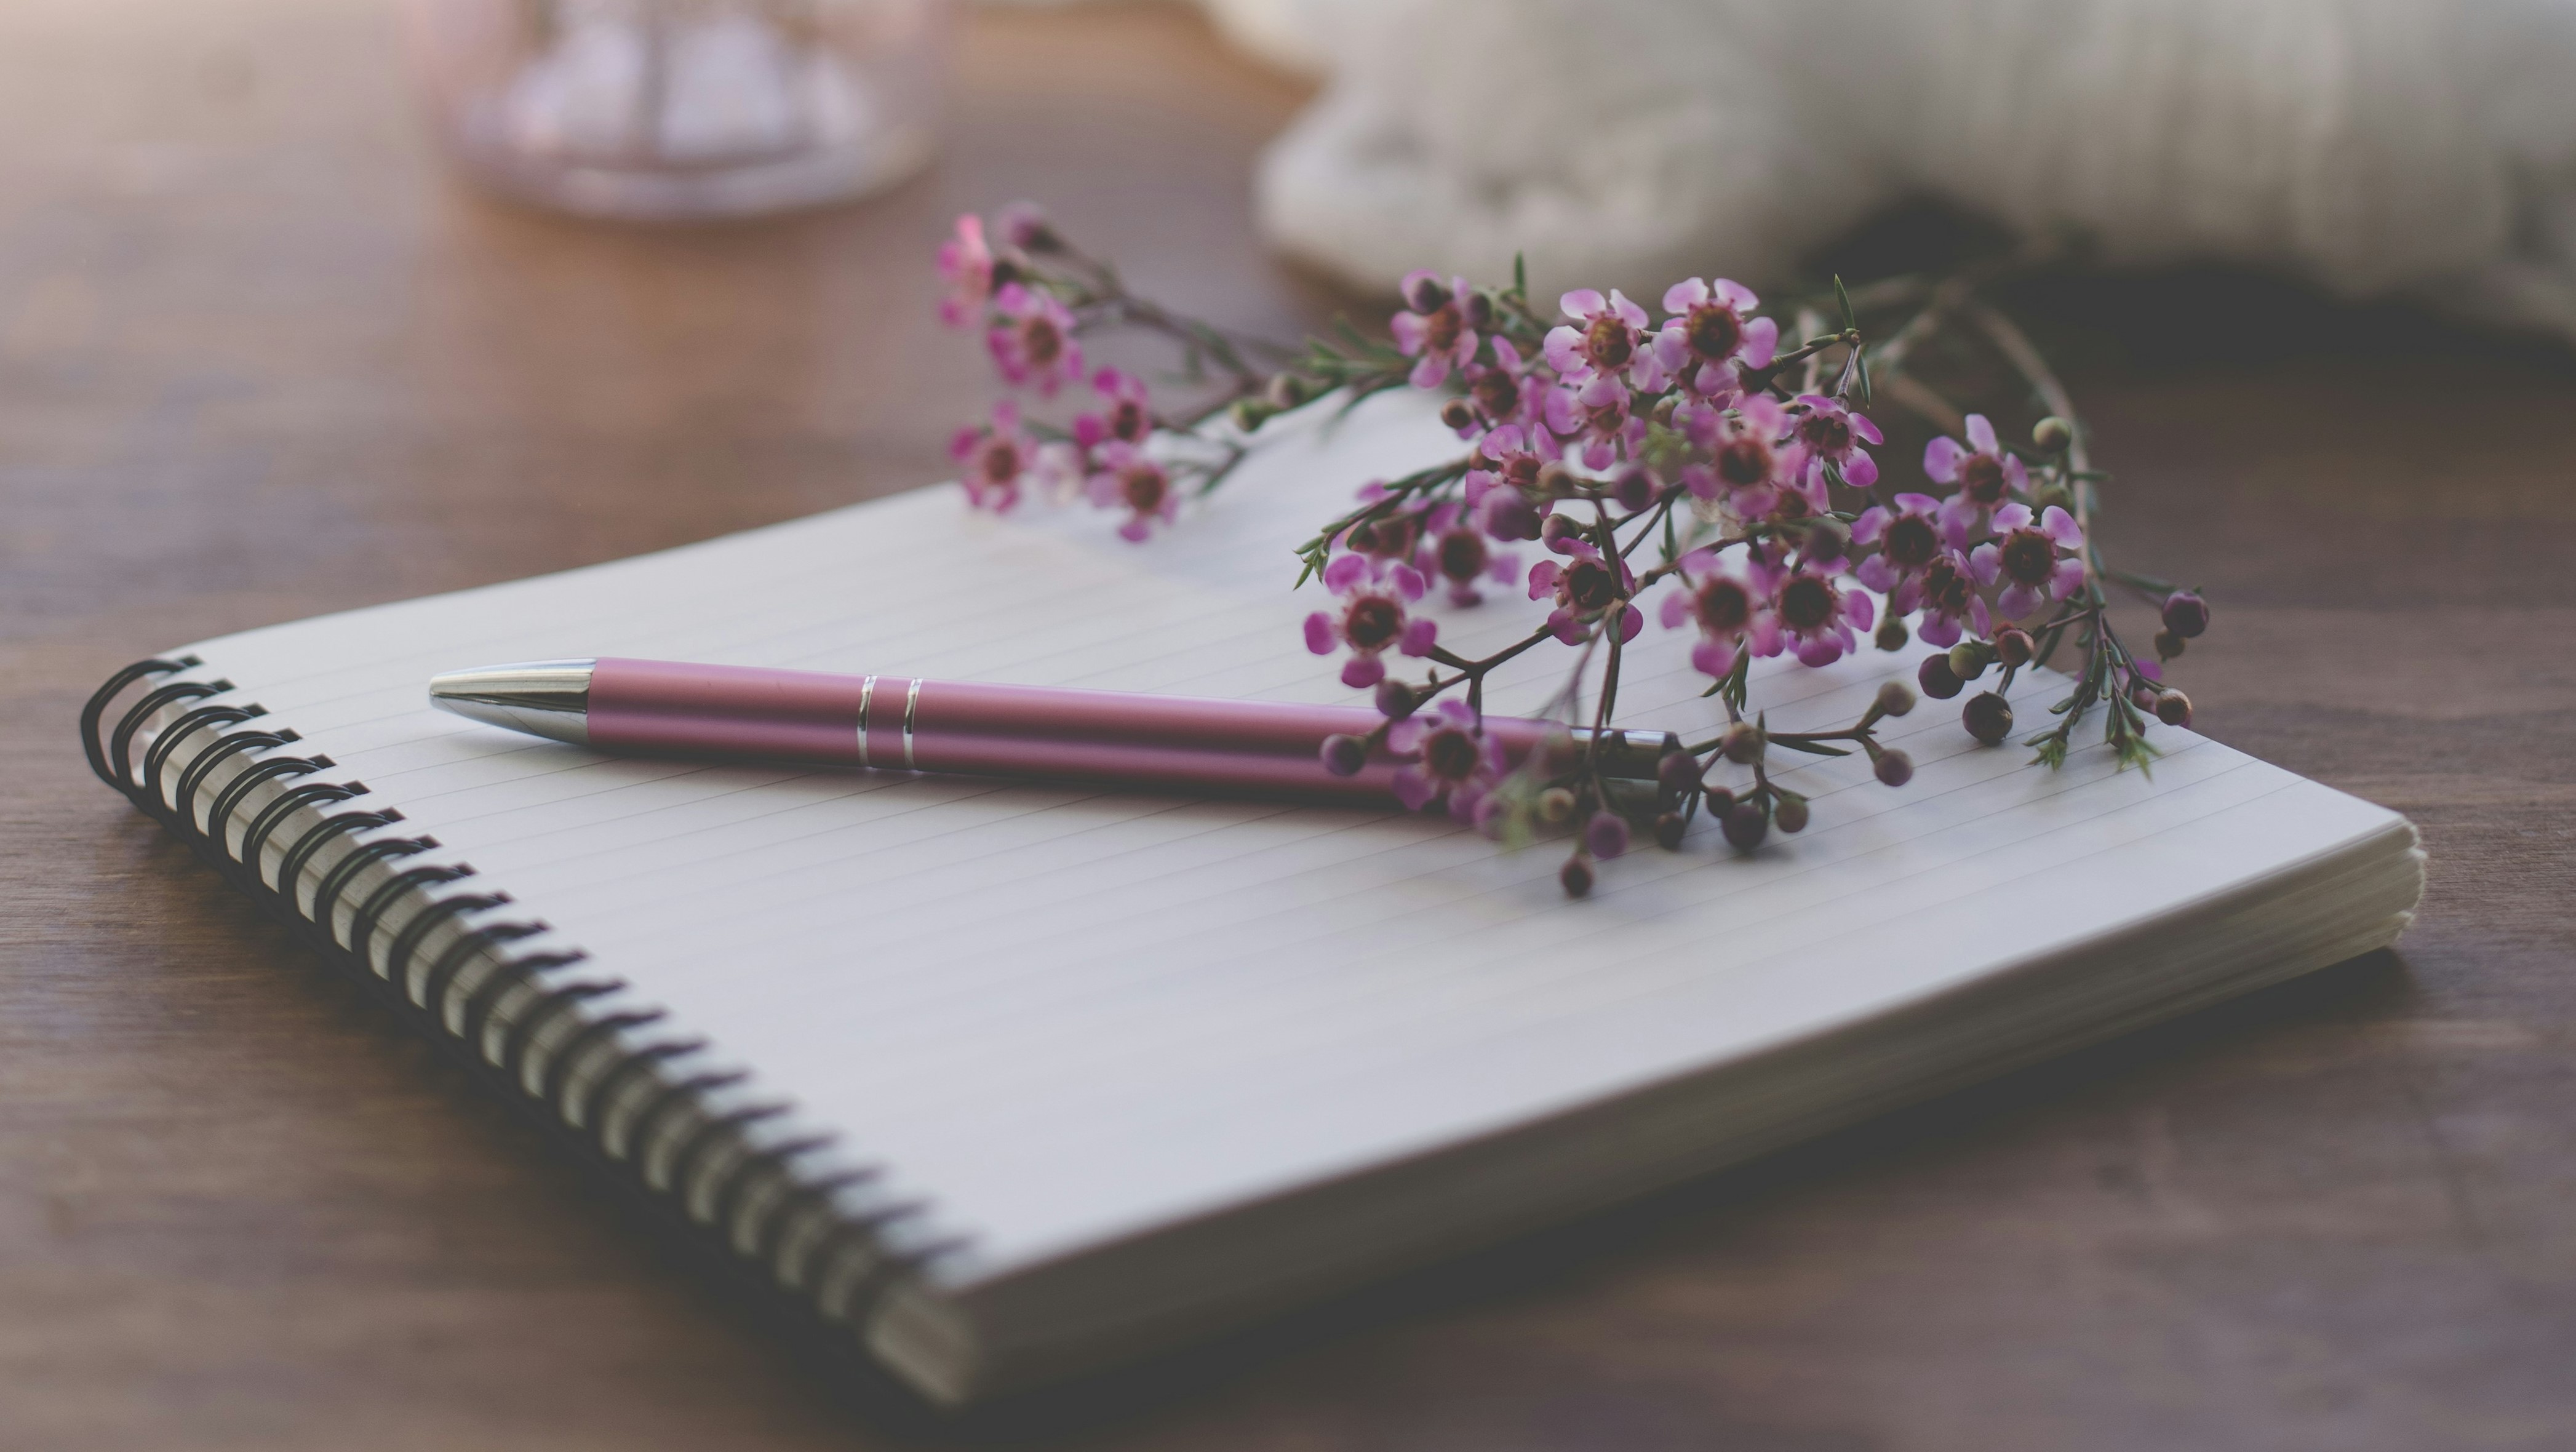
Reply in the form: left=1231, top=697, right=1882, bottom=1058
left=4, top=4, right=2571, bottom=1450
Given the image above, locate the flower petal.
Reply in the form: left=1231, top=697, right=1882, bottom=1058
left=1304, top=612, right=1336, bottom=654
left=1661, top=277, right=1709, bottom=314
left=1560, top=289, right=1605, bottom=319
left=1323, top=552, right=1368, bottom=592
left=1400, top=618, right=1438, bottom=655
left=1391, top=767, right=1437, bottom=812
left=1341, top=654, right=1386, bottom=688
left=1923, top=435, right=1964, bottom=483
left=1965, top=413, right=1997, bottom=453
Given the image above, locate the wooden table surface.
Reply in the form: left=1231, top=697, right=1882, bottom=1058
left=6, top=4, right=2572, bottom=1449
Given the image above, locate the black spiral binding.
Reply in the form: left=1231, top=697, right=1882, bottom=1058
left=79, top=658, right=949, bottom=1371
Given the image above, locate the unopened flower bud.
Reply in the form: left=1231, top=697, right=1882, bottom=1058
left=996, top=202, right=1058, bottom=251
left=1656, top=750, right=1702, bottom=797
left=1720, top=720, right=1763, bottom=764
left=987, top=256, right=1023, bottom=289
left=1585, top=810, right=1630, bottom=860
left=1802, top=516, right=1850, bottom=565
left=1653, top=811, right=1688, bottom=850
left=1650, top=395, right=1679, bottom=426
left=1993, top=627, right=2033, bottom=668
left=1462, top=291, right=1495, bottom=330
left=1947, top=640, right=1991, bottom=682
left=1559, top=854, right=1594, bottom=898
left=1440, top=397, right=1477, bottom=431
left=1774, top=794, right=1810, bottom=834
left=1230, top=397, right=1276, bottom=432
left=2131, top=683, right=2159, bottom=712
left=1535, top=460, right=1577, bottom=497
left=2154, top=629, right=2187, bottom=660
left=1402, top=274, right=1451, bottom=314
left=2032, top=415, right=2075, bottom=453
left=1612, top=466, right=1657, bottom=513
left=1537, top=786, right=1577, bottom=823
left=1874, top=680, right=1917, bottom=717
left=2163, top=590, right=2210, bottom=639
left=1265, top=372, right=1310, bottom=410
left=1320, top=733, right=1368, bottom=776
left=1963, top=691, right=2014, bottom=746
left=1876, top=618, right=1910, bottom=652
left=1483, top=490, right=1541, bottom=542
left=1540, top=512, right=1583, bottom=552
left=1918, top=653, right=1964, bottom=700
left=1703, top=784, right=1736, bottom=817
left=1374, top=679, right=1417, bottom=719
left=1874, top=748, right=1915, bottom=787
left=1721, top=799, right=1769, bottom=852
left=2155, top=690, right=2194, bottom=727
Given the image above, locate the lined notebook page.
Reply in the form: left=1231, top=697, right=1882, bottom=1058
left=177, top=394, right=2406, bottom=1285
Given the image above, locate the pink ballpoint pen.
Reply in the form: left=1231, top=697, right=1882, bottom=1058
left=428, top=658, right=1674, bottom=805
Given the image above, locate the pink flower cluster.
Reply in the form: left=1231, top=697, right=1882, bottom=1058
left=938, top=212, right=1185, bottom=540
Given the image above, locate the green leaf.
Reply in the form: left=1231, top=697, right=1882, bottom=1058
left=1833, top=274, right=1856, bottom=332
left=1513, top=252, right=1528, bottom=298
left=1854, top=349, right=1873, bottom=407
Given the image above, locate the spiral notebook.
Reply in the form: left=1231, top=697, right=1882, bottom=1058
left=81, top=394, right=2423, bottom=1405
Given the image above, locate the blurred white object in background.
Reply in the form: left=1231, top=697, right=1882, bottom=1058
left=404, top=0, right=948, bottom=221
left=1210, top=0, right=2576, bottom=340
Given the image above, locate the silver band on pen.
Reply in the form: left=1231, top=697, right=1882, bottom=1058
left=902, top=677, right=922, bottom=770
left=856, top=674, right=878, bottom=768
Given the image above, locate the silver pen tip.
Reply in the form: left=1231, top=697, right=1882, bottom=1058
left=428, top=658, right=597, bottom=745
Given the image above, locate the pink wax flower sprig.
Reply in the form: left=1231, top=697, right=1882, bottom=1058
left=932, top=207, right=2211, bottom=896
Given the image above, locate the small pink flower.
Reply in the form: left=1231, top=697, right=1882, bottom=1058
left=1926, top=413, right=2028, bottom=539
left=1851, top=492, right=1953, bottom=598
left=1072, top=367, right=1154, bottom=450
left=1790, top=394, right=1882, bottom=492
left=1680, top=394, right=1806, bottom=517
left=949, top=400, right=1034, bottom=513
left=1910, top=551, right=1990, bottom=648
left=1387, top=698, right=1507, bottom=818
left=1391, top=271, right=1480, bottom=389
left=1304, top=553, right=1438, bottom=688
left=1753, top=551, right=1873, bottom=666
left=1456, top=336, right=1544, bottom=431
left=936, top=213, right=994, bottom=328
left=1655, top=277, right=1776, bottom=396
left=1658, top=548, right=1768, bottom=680
left=1543, top=374, right=1646, bottom=471
left=1545, top=288, right=1665, bottom=391
left=1416, top=502, right=1520, bottom=605
left=1339, top=497, right=1430, bottom=562
left=986, top=282, right=1084, bottom=396
left=1528, top=540, right=1643, bottom=645
left=1083, top=440, right=1178, bottom=541
left=1971, top=502, right=2087, bottom=620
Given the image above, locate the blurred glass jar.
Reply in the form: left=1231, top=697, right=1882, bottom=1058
left=401, top=0, right=948, bottom=221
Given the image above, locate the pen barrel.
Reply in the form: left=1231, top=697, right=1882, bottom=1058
left=586, top=659, right=1671, bottom=804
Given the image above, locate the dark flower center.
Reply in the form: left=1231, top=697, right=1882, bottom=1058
left=1717, top=436, right=1772, bottom=488
left=975, top=439, right=1021, bottom=484
left=1107, top=400, right=1147, bottom=442
left=1959, top=452, right=2006, bottom=504
left=1885, top=513, right=1938, bottom=568
left=1687, top=303, right=1743, bottom=362
left=1501, top=454, right=1541, bottom=491
left=1343, top=594, right=1402, bottom=650
left=1472, top=369, right=1521, bottom=419
left=1120, top=463, right=1166, bottom=513
left=1585, top=398, right=1627, bottom=436
left=1422, top=727, right=1480, bottom=783
left=2000, top=529, right=2056, bottom=586
left=1799, top=410, right=1851, bottom=455
left=1921, top=556, right=1969, bottom=613
left=1436, top=529, right=1488, bottom=583
left=1348, top=512, right=1419, bottom=559
left=1424, top=305, right=1464, bottom=354
left=1584, top=314, right=1634, bottom=370
left=1694, top=576, right=1752, bottom=634
left=1021, top=317, right=1063, bottom=367
left=1779, top=574, right=1835, bottom=631
left=1563, top=557, right=1619, bottom=612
